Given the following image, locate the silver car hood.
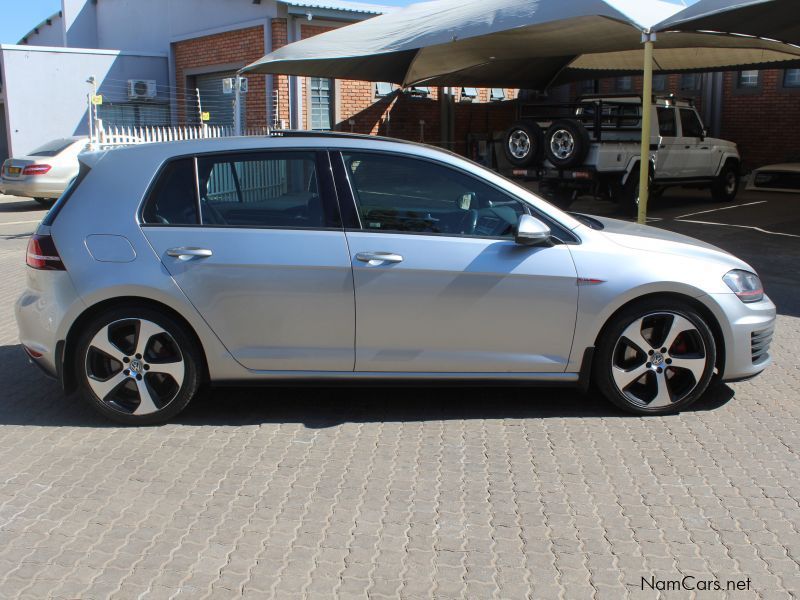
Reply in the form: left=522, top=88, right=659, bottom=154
left=589, top=215, right=753, bottom=271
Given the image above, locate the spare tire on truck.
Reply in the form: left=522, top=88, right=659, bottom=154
left=544, top=119, right=590, bottom=169
left=503, top=121, right=543, bottom=168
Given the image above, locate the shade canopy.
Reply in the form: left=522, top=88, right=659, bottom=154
left=242, top=0, right=800, bottom=88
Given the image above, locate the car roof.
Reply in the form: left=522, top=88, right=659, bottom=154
left=78, top=132, right=453, bottom=167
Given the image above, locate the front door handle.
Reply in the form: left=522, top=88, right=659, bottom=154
left=166, top=247, right=213, bottom=261
left=355, top=251, right=404, bottom=264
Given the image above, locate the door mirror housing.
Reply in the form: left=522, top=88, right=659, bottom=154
left=515, top=214, right=551, bottom=246
left=700, top=128, right=708, bottom=141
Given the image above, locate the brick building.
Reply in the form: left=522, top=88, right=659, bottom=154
left=3, top=0, right=798, bottom=169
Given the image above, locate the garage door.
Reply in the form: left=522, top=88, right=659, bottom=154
left=195, top=71, right=244, bottom=128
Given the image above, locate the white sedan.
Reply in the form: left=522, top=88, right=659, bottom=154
left=0, top=137, right=87, bottom=206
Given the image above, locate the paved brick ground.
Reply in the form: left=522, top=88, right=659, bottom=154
left=0, top=192, right=798, bottom=599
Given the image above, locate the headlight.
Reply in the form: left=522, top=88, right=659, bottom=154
left=723, top=270, right=764, bottom=303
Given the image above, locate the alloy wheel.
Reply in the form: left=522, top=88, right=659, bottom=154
left=550, top=129, right=575, bottom=159
left=610, top=312, right=708, bottom=409
left=85, top=318, right=185, bottom=416
left=508, top=130, right=531, bottom=159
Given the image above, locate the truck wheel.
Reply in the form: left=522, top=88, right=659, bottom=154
left=711, top=161, right=739, bottom=202
left=619, top=168, right=655, bottom=218
left=544, top=119, right=590, bottom=169
left=503, top=121, right=543, bottom=167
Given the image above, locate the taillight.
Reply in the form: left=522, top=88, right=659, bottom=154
left=23, top=164, right=52, bottom=176
left=26, top=234, right=65, bottom=270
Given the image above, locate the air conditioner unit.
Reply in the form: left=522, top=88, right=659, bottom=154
left=128, top=79, right=157, bottom=100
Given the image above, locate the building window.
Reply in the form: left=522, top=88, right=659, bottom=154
left=652, top=74, right=668, bottom=92
left=490, top=88, right=505, bottom=101
left=408, top=86, right=430, bottom=97
left=375, top=82, right=394, bottom=98
left=310, top=77, right=332, bottom=131
left=616, top=76, right=633, bottom=92
left=680, top=73, right=702, bottom=91
left=784, top=69, right=800, bottom=88
left=97, top=103, right=170, bottom=127
left=580, top=79, right=597, bottom=94
left=460, top=87, right=478, bottom=102
left=737, top=70, right=760, bottom=88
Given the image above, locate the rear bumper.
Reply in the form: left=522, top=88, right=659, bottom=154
left=0, top=178, right=64, bottom=199
left=15, top=268, right=84, bottom=382
left=707, top=293, right=776, bottom=382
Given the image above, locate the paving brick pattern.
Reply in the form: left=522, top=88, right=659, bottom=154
left=1, top=224, right=799, bottom=599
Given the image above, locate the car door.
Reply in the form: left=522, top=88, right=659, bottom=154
left=678, top=108, right=715, bottom=178
left=654, top=107, right=682, bottom=180
left=140, top=150, right=355, bottom=372
left=334, top=150, right=579, bottom=374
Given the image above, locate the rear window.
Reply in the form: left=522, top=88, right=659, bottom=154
left=41, top=163, right=91, bottom=226
left=29, top=139, right=78, bottom=157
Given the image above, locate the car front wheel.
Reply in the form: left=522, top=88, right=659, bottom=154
left=594, top=299, right=717, bottom=415
left=74, top=306, right=203, bottom=424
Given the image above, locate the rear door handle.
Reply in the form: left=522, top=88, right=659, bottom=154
left=166, top=247, right=213, bottom=261
left=355, top=251, right=404, bottom=264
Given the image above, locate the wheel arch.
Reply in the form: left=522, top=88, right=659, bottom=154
left=714, top=154, right=741, bottom=178
left=592, top=291, right=726, bottom=375
left=61, top=296, right=210, bottom=394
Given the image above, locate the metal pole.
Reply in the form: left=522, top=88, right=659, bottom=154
left=234, top=73, right=242, bottom=136
left=86, top=76, right=96, bottom=149
left=637, top=34, right=655, bottom=225
left=195, top=88, right=203, bottom=125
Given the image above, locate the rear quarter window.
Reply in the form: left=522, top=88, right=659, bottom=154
left=141, top=159, right=199, bottom=225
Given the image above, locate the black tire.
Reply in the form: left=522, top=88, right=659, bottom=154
left=503, top=121, right=543, bottom=167
left=711, top=161, right=740, bottom=202
left=617, top=166, right=656, bottom=218
left=544, top=119, right=590, bottom=169
left=594, top=298, right=717, bottom=415
left=34, top=198, right=54, bottom=207
left=74, top=305, right=203, bottom=425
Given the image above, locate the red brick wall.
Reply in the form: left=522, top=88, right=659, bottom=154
left=719, top=69, right=800, bottom=169
left=271, top=19, right=291, bottom=126
left=173, top=26, right=266, bottom=129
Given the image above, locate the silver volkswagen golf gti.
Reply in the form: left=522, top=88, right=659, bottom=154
left=16, top=133, right=775, bottom=424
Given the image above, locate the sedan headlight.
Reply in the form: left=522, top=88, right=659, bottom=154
left=723, top=270, right=764, bottom=303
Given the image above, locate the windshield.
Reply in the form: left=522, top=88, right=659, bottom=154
left=29, top=139, right=78, bottom=157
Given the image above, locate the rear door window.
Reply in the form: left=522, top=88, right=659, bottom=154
left=657, top=107, right=677, bottom=137
left=196, top=152, right=327, bottom=228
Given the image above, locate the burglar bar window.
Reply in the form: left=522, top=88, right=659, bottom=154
left=680, top=73, right=702, bottom=91
left=490, top=88, right=505, bottom=101
left=375, top=82, right=394, bottom=97
left=408, top=86, right=430, bottom=97
left=460, top=87, right=478, bottom=102
left=652, top=74, right=667, bottom=92
left=784, top=69, right=800, bottom=88
left=616, top=76, right=633, bottom=91
left=737, top=70, right=760, bottom=88
left=310, top=77, right=332, bottom=130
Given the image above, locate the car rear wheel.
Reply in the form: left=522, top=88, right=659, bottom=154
left=75, top=306, right=202, bottom=424
left=594, top=299, right=716, bottom=415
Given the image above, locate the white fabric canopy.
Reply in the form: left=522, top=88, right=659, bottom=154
left=242, top=0, right=800, bottom=88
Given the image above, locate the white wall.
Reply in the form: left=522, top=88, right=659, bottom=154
left=0, top=45, right=167, bottom=156
left=62, top=0, right=278, bottom=53
left=20, top=13, right=65, bottom=47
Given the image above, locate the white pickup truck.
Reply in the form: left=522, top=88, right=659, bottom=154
left=503, top=95, right=741, bottom=213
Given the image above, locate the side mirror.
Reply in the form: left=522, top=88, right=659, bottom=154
left=701, top=128, right=708, bottom=141
left=515, top=214, right=551, bottom=246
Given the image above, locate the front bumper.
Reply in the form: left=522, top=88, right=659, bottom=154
left=708, top=292, right=776, bottom=382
